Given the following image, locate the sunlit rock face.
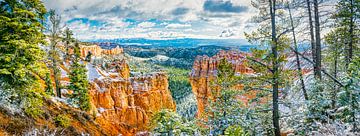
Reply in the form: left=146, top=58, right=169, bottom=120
left=80, top=45, right=124, bottom=58
left=189, top=50, right=253, bottom=117
left=88, top=60, right=175, bottom=135
left=107, top=59, right=131, bottom=79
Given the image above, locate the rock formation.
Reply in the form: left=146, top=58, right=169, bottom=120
left=80, top=45, right=123, bottom=58
left=189, top=50, right=254, bottom=116
left=87, top=60, right=175, bottom=135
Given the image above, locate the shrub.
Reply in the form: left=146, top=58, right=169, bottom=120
left=23, top=90, right=44, bottom=118
left=54, top=114, right=71, bottom=128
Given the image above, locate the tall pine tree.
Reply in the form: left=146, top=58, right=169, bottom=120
left=0, top=0, right=48, bottom=117
left=68, top=42, right=91, bottom=111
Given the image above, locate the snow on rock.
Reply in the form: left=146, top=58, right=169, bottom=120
left=97, top=107, right=106, bottom=113
left=86, top=63, right=102, bottom=81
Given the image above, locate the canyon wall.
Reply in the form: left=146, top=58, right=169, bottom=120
left=87, top=60, right=175, bottom=135
left=80, top=45, right=123, bottom=58
left=189, top=50, right=253, bottom=116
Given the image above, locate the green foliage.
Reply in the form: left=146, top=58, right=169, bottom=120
left=217, top=58, right=235, bottom=88
left=166, top=67, right=192, bottom=101
left=204, top=89, right=245, bottom=135
left=165, top=67, right=197, bottom=119
left=305, top=81, right=332, bottom=127
left=47, top=9, right=63, bottom=97
left=45, top=73, right=54, bottom=96
left=54, top=114, right=71, bottom=128
left=63, top=27, right=75, bottom=61
left=202, top=59, right=257, bottom=135
left=0, top=0, right=48, bottom=118
left=23, top=89, right=44, bottom=118
left=68, top=42, right=91, bottom=111
left=338, top=57, right=360, bottom=129
left=224, top=125, right=249, bottom=136
left=150, top=109, right=195, bottom=135
left=0, top=0, right=47, bottom=88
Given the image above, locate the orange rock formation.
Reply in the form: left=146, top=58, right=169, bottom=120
left=80, top=45, right=123, bottom=58
left=189, top=50, right=253, bottom=116
left=88, top=60, right=175, bottom=135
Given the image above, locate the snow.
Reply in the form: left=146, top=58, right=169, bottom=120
left=60, top=67, right=68, bottom=78
left=86, top=63, right=102, bottom=81
left=97, top=107, right=106, bottom=113
left=151, top=55, right=170, bottom=61
left=0, top=87, right=22, bottom=115
left=24, top=128, right=57, bottom=136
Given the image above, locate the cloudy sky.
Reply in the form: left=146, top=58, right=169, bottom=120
left=43, top=0, right=257, bottom=40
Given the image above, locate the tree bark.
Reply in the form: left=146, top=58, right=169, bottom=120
left=269, top=0, right=280, bottom=135
left=306, top=0, right=317, bottom=76
left=332, top=50, right=338, bottom=108
left=313, top=0, right=322, bottom=80
left=49, top=10, right=62, bottom=98
left=51, top=37, right=61, bottom=98
left=287, top=3, right=308, bottom=100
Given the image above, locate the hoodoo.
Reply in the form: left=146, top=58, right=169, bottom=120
left=189, top=50, right=254, bottom=116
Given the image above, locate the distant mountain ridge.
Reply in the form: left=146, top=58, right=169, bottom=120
left=85, top=38, right=253, bottom=48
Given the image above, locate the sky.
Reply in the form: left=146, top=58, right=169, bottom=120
left=43, top=0, right=257, bottom=40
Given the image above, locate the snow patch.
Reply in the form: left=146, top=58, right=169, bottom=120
left=86, top=63, right=102, bottom=81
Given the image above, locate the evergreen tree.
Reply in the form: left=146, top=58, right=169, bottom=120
left=339, top=57, right=360, bottom=131
left=333, top=0, right=360, bottom=69
left=85, top=51, right=92, bottom=62
left=202, top=59, right=271, bottom=135
left=0, top=0, right=47, bottom=89
left=63, top=27, right=75, bottom=62
left=245, top=1, right=293, bottom=135
left=150, top=109, right=195, bottom=136
left=203, top=59, right=239, bottom=135
left=68, top=42, right=91, bottom=111
left=0, top=0, right=48, bottom=117
left=48, top=9, right=62, bottom=98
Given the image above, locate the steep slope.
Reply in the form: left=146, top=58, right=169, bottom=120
left=0, top=98, right=109, bottom=136
left=0, top=45, right=176, bottom=136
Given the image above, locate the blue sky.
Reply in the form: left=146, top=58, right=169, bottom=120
left=43, top=0, right=257, bottom=40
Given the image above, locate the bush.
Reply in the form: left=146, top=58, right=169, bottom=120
left=225, top=125, right=249, bottom=136
left=23, top=90, right=44, bottom=118
left=54, top=114, right=71, bottom=128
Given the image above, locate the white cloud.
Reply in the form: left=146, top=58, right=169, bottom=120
left=165, top=23, right=191, bottom=29
left=43, top=0, right=258, bottom=40
left=137, top=22, right=156, bottom=28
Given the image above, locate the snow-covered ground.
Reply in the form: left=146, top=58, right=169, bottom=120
left=86, top=63, right=102, bottom=81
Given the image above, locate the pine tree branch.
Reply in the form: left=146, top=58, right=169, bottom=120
left=289, top=47, right=345, bottom=87
left=246, top=57, right=273, bottom=73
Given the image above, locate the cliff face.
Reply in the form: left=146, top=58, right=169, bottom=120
left=80, top=45, right=123, bottom=58
left=88, top=60, right=175, bottom=135
left=107, top=60, right=130, bottom=79
left=189, top=50, right=253, bottom=116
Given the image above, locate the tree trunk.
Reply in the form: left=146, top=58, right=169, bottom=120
left=313, top=0, right=322, bottom=80
left=332, top=50, right=338, bottom=109
left=306, top=0, right=317, bottom=76
left=287, top=3, right=308, bottom=100
left=51, top=37, right=61, bottom=98
left=269, top=0, right=280, bottom=135
left=346, top=0, right=354, bottom=69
